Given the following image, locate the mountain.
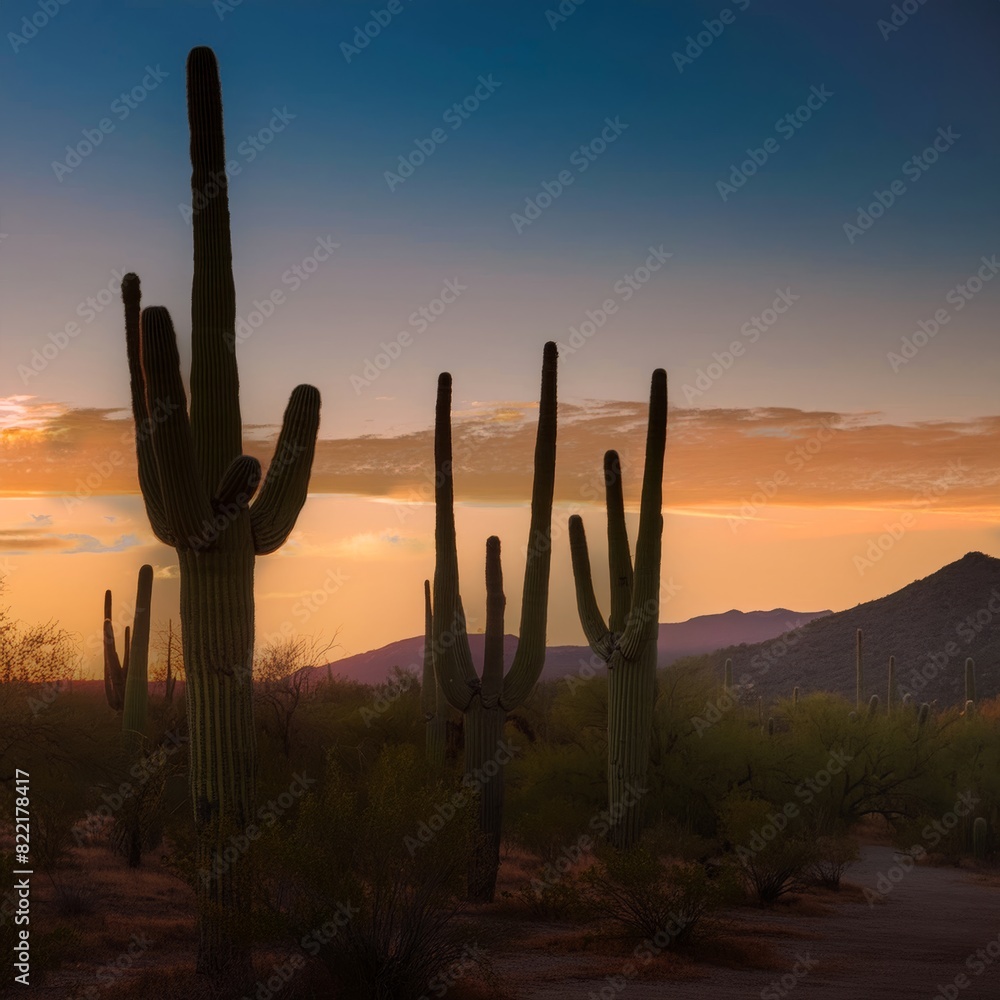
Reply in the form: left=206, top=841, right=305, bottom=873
left=697, top=551, right=1000, bottom=707
left=307, top=607, right=831, bottom=687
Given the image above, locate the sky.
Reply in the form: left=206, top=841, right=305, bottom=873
left=1, top=0, right=999, bottom=677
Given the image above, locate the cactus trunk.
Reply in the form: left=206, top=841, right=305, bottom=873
left=856, top=628, right=863, bottom=709
left=463, top=703, right=506, bottom=902
left=422, top=580, right=449, bottom=770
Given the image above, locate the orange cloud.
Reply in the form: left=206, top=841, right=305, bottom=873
left=2, top=396, right=999, bottom=517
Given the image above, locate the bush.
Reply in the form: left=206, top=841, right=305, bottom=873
left=720, top=797, right=817, bottom=904
left=807, top=835, right=859, bottom=889
left=276, top=744, right=496, bottom=1000
left=581, top=847, right=736, bottom=945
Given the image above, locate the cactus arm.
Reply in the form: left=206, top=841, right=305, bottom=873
left=568, top=515, right=614, bottom=659
left=103, top=588, right=125, bottom=711
left=604, top=449, right=633, bottom=634
left=214, top=455, right=262, bottom=512
left=249, top=385, right=321, bottom=554
left=483, top=536, right=506, bottom=706
left=186, top=47, right=241, bottom=489
left=503, top=341, right=558, bottom=709
left=140, top=306, right=215, bottom=546
left=122, top=274, right=173, bottom=545
left=123, top=564, right=153, bottom=748
left=433, top=372, right=479, bottom=712
left=618, top=369, right=667, bottom=661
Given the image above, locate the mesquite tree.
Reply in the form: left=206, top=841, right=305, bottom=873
left=568, top=369, right=666, bottom=849
left=120, top=48, right=319, bottom=980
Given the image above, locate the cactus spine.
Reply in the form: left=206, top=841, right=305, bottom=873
left=965, top=657, right=976, bottom=705
left=433, top=343, right=557, bottom=902
left=855, top=627, right=863, bottom=709
left=887, top=655, right=895, bottom=713
left=569, top=369, right=666, bottom=850
left=121, top=48, right=320, bottom=979
left=421, top=580, right=449, bottom=769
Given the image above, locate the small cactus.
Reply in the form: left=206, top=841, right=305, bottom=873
left=965, top=699, right=975, bottom=718
left=855, top=627, right=863, bottom=709
left=867, top=694, right=879, bottom=718
left=887, top=655, right=895, bottom=713
left=902, top=692, right=913, bottom=708
left=724, top=658, right=733, bottom=693
left=767, top=716, right=775, bottom=736
left=848, top=711, right=858, bottom=723
left=974, top=817, right=988, bottom=860
left=918, top=702, right=930, bottom=727
left=792, top=686, right=799, bottom=706
left=965, top=657, right=976, bottom=705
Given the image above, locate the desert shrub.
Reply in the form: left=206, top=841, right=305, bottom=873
left=276, top=743, right=495, bottom=1000
left=52, top=881, right=99, bottom=918
left=581, top=847, right=736, bottom=944
left=720, top=796, right=817, bottom=904
left=807, top=835, right=859, bottom=889
left=506, top=873, right=590, bottom=921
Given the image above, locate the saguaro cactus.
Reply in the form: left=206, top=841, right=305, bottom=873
left=433, top=343, right=557, bottom=902
left=724, top=658, right=733, bottom=693
left=421, top=580, right=449, bottom=770
left=568, top=369, right=666, bottom=850
left=855, top=628, right=863, bottom=709
left=103, top=565, right=153, bottom=735
left=973, top=816, right=988, bottom=860
left=887, top=655, right=895, bottom=713
left=121, top=48, right=320, bottom=979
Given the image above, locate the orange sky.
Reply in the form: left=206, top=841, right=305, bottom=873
left=1, top=394, right=999, bottom=680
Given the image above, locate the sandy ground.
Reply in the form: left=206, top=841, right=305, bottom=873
left=492, top=845, right=1000, bottom=999
left=13, top=844, right=1000, bottom=998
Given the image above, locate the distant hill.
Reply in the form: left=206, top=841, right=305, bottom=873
left=306, top=608, right=831, bottom=687
left=696, top=551, right=1000, bottom=707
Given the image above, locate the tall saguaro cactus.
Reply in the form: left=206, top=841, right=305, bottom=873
left=422, top=580, right=449, bottom=769
left=433, top=343, right=557, bottom=903
left=568, top=369, right=667, bottom=849
left=121, top=48, right=320, bottom=980
left=855, top=628, right=864, bottom=709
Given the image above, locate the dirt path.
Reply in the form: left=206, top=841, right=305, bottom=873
left=494, top=846, right=1000, bottom=999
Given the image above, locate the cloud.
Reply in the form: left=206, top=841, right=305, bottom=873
left=29, top=513, right=53, bottom=526
left=2, top=397, right=999, bottom=517
left=58, top=533, right=141, bottom=554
